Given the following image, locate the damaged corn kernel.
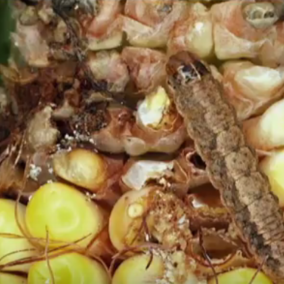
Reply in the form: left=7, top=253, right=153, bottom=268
left=242, top=2, right=279, bottom=29
left=137, top=86, right=171, bottom=129
left=186, top=3, right=213, bottom=59
left=88, top=32, right=123, bottom=51
left=169, top=3, right=213, bottom=59
left=121, top=159, right=174, bottom=192
left=221, top=60, right=284, bottom=120
left=52, top=148, right=107, bottom=192
left=121, top=80, right=186, bottom=156
left=109, top=188, right=151, bottom=251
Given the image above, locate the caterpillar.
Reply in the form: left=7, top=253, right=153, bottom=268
left=166, top=51, right=284, bottom=283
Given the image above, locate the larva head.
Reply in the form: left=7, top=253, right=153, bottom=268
left=166, top=51, right=210, bottom=90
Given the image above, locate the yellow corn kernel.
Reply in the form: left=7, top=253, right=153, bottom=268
left=28, top=252, right=110, bottom=284
left=260, top=149, right=284, bottom=207
left=0, top=273, right=27, bottom=284
left=109, top=189, right=151, bottom=251
left=112, top=254, right=164, bottom=284
left=53, top=149, right=107, bottom=192
left=208, top=268, right=273, bottom=284
left=0, top=199, right=36, bottom=272
left=25, top=182, right=105, bottom=249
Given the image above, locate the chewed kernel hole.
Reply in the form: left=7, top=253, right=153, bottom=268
left=128, top=203, right=144, bottom=218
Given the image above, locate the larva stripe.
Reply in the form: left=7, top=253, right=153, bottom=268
left=166, top=51, right=284, bottom=283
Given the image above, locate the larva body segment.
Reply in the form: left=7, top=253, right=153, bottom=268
left=166, top=51, right=284, bottom=283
